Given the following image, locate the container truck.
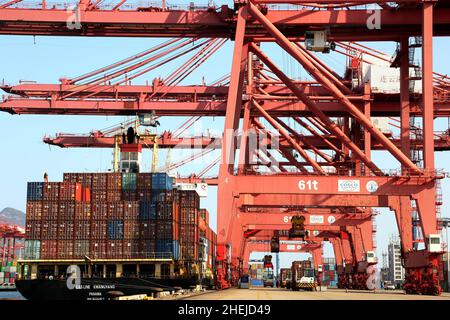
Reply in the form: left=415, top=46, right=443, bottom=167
left=291, top=260, right=317, bottom=291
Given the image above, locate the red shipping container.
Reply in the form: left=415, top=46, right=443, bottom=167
left=156, top=220, right=179, bottom=240
left=172, top=200, right=180, bottom=222
left=64, top=173, right=93, bottom=187
left=58, top=240, right=74, bottom=259
left=124, top=201, right=139, bottom=220
left=107, top=240, right=123, bottom=259
left=123, top=240, right=140, bottom=258
left=25, top=220, right=42, bottom=239
left=199, top=209, right=209, bottom=225
left=43, top=183, right=60, bottom=201
left=92, top=173, right=108, bottom=190
left=136, top=190, right=152, bottom=201
left=180, top=207, right=198, bottom=224
left=140, top=240, right=156, bottom=256
left=74, top=240, right=90, bottom=258
left=91, top=220, right=107, bottom=239
left=41, top=240, right=58, bottom=259
left=91, top=190, right=108, bottom=202
left=63, top=173, right=72, bottom=183
left=75, top=220, right=91, bottom=240
left=83, top=187, right=91, bottom=202
left=123, top=240, right=131, bottom=258
left=107, top=202, right=124, bottom=220
left=92, top=202, right=108, bottom=220
left=178, top=191, right=200, bottom=208
left=59, top=183, right=83, bottom=201
left=180, top=242, right=198, bottom=261
left=180, top=224, right=198, bottom=243
left=198, top=217, right=207, bottom=233
left=124, top=221, right=139, bottom=239
left=75, top=203, right=91, bottom=220
left=137, top=173, right=152, bottom=190
left=122, top=190, right=137, bottom=201
left=139, top=221, right=156, bottom=239
left=90, top=241, right=107, bottom=259
left=107, top=173, right=122, bottom=189
left=42, top=201, right=60, bottom=220
left=26, top=201, right=42, bottom=220
left=41, top=221, right=58, bottom=240
left=106, top=190, right=121, bottom=202
left=58, top=201, right=75, bottom=221
left=58, top=221, right=75, bottom=240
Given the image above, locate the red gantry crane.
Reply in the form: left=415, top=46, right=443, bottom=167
left=0, top=224, right=25, bottom=264
left=1, top=0, right=450, bottom=295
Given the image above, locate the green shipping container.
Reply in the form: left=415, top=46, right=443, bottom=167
left=122, top=173, right=137, bottom=190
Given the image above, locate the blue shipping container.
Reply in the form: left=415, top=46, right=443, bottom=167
left=27, top=182, right=44, bottom=201
left=108, top=220, right=124, bottom=240
left=156, top=240, right=179, bottom=259
left=251, top=279, right=263, bottom=286
left=151, top=173, right=173, bottom=190
left=139, top=201, right=156, bottom=219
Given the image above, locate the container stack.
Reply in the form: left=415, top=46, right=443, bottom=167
left=198, top=209, right=216, bottom=271
left=321, top=257, right=337, bottom=287
left=0, top=260, right=18, bottom=285
left=178, top=190, right=200, bottom=261
left=291, top=260, right=312, bottom=282
left=24, top=172, right=216, bottom=264
left=152, top=173, right=179, bottom=260
left=249, top=262, right=264, bottom=286
left=279, top=268, right=292, bottom=286
left=25, top=182, right=90, bottom=260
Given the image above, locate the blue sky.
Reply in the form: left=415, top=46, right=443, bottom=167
left=0, top=4, right=449, bottom=270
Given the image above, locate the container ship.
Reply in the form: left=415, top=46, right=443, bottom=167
left=16, top=171, right=217, bottom=300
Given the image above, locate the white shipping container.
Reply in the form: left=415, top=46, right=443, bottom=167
left=363, top=64, right=422, bottom=94
left=371, top=117, right=391, bottom=133
left=0, top=272, right=4, bottom=277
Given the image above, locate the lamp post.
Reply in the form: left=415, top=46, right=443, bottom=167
left=447, top=225, right=449, bottom=292
left=441, top=218, right=450, bottom=292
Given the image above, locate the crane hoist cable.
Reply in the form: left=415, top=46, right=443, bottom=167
left=69, top=38, right=183, bottom=85
left=161, top=147, right=215, bottom=172
left=75, top=39, right=211, bottom=100
left=62, top=38, right=204, bottom=99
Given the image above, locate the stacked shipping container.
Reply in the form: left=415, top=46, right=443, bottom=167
left=0, top=260, right=18, bottom=285
left=24, top=172, right=216, bottom=267
left=25, top=182, right=90, bottom=260
left=321, top=257, right=338, bottom=287
left=249, top=263, right=264, bottom=286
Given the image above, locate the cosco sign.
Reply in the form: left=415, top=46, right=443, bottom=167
left=298, top=180, right=319, bottom=191
left=337, top=179, right=360, bottom=192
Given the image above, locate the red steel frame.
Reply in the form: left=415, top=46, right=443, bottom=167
left=0, top=0, right=449, bottom=295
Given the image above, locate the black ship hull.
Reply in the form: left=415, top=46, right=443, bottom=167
left=15, top=277, right=202, bottom=300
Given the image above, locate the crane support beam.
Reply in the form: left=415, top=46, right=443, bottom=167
left=3, top=98, right=450, bottom=117
left=1, top=7, right=450, bottom=39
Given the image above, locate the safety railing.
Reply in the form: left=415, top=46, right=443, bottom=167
left=0, top=0, right=217, bottom=11
left=265, top=3, right=381, bottom=11
left=238, top=167, right=447, bottom=178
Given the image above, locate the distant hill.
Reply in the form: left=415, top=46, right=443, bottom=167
left=0, top=207, right=26, bottom=227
